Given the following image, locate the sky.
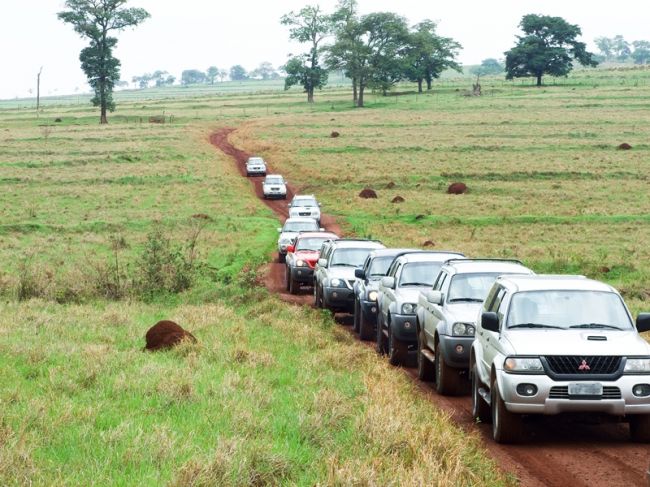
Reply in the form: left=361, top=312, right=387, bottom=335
left=0, top=0, right=648, bottom=100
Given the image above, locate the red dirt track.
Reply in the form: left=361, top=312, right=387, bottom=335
left=210, top=128, right=649, bottom=487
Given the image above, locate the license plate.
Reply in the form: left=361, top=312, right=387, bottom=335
left=568, top=383, right=603, bottom=397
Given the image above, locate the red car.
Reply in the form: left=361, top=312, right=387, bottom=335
left=285, top=231, right=338, bottom=294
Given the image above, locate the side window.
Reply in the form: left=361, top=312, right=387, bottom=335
left=363, top=256, right=372, bottom=274
left=488, top=287, right=507, bottom=313
left=387, top=259, right=400, bottom=277
left=322, top=245, right=333, bottom=264
left=497, top=293, right=510, bottom=324
left=433, top=271, right=446, bottom=290
left=393, top=263, right=403, bottom=280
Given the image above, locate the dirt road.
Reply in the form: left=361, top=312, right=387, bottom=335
left=210, top=127, right=649, bottom=487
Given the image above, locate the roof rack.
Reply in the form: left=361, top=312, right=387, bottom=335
left=443, top=258, right=524, bottom=265
left=500, top=274, right=587, bottom=280
left=391, top=250, right=465, bottom=260
left=332, top=238, right=383, bottom=244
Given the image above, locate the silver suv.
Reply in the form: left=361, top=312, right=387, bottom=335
left=314, top=239, right=385, bottom=313
left=288, top=195, right=321, bottom=226
left=245, top=157, right=267, bottom=177
left=416, top=259, right=533, bottom=395
left=276, top=217, right=320, bottom=263
left=263, top=174, right=287, bottom=199
left=471, top=274, right=650, bottom=443
left=376, top=251, right=465, bottom=366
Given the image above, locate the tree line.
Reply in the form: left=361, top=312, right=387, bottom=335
left=594, top=36, right=650, bottom=65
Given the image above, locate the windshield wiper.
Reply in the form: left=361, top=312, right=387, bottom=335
left=508, top=323, right=564, bottom=329
left=400, top=282, right=431, bottom=287
left=448, top=298, right=484, bottom=303
left=331, top=263, right=357, bottom=267
left=569, top=323, right=623, bottom=330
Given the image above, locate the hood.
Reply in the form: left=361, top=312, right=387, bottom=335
left=294, top=250, right=319, bottom=261
left=504, top=329, right=650, bottom=356
left=445, top=302, right=482, bottom=324
left=396, top=287, right=427, bottom=304
left=279, top=231, right=298, bottom=242
left=327, top=267, right=358, bottom=281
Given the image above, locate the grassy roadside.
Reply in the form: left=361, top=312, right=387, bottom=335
left=0, top=96, right=511, bottom=485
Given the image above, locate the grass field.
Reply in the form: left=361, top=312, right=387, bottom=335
left=1, top=67, right=648, bottom=485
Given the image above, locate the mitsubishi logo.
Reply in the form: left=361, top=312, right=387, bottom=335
left=578, top=359, right=591, bottom=371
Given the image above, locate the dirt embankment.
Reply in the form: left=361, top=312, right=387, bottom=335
left=210, top=127, right=649, bottom=487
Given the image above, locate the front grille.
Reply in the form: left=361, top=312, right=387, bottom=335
left=299, top=212, right=311, bottom=216
left=544, top=356, right=621, bottom=375
left=549, top=386, right=622, bottom=400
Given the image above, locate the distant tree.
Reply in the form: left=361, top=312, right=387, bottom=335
left=229, top=65, right=248, bottom=81
left=404, top=20, right=461, bottom=92
left=595, top=36, right=613, bottom=60
left=612, top=35, right=631, bottom=61
left=505, top=14, right=598, bottom=86
left=181, top=69, right=207, bottom=85
left=327, top=0, right=362, bottom=103
left=58, top=0, right=150, bottom=124
left=281, top=5, right=332, bottom=103
left=163, top=74, right=175, bottom=85
left=252, top=62, right=276, bottom=80
left=632, top=40, right=650, bottom=64
left=471, top=58, right=504, bottom=77
left=218, top=69, right=228, bottom=82
left=151, top=70, right=170, bottom=87
left=132, top=74, right=151, bottom=89
left=206, top=66, right=219, bottom=84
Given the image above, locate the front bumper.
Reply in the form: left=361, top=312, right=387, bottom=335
left=290, top=266, right=314, bottom=283
left=323, top=286, right=355, bottom=311
left=438, top=334, right=473, bottom=369
left=390, top=314, right=417, bottom=342
left=265, top=192, right=286, bottom=199
left=360, top=299, right=379, bottom=326
left=247, top=168, right=266, bottom=175
left=498, top=372, right=650, bottom=416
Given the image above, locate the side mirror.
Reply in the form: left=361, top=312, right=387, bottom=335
left=319, top=227, right=325, bottom=232
left=286, top=245, right=295, bottom=253
left=277, top=228, right=282, bottom=233
left=381, top=276, right=395, bottom=289
left=481, top=312, right=500, bottom=333
left=637, top=313, right=650, bottom=333
left=317, top=258, right=327, bottom=268
left=425, top=290, right=443, bottom=305
left=318, top=203, right=322, bottom=206
left=355, top=268, right=366, bottom=279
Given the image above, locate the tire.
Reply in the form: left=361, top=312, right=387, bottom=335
left=417, top=327, right=435, bottom=381
left=434, top=341, right=464, bottom=396
left=278, top=253, right=286, bottom=264
left=491, top=381, right=523, bottom=443
left=359, top=308, right=374, bottom=341
left=388, top=320, right=406, bottom=366
left=353, top=299, right=361, bottom=334
left=314, top=283, right=322, bottom=308
left=471, top=366, right=492, bottom=423
left=285, top=266, right=291, bottom=291
left=288, top=274, right=298, bottom=295
left=629, top=415, right=650, bottom=442
left=376, top=313, right=388, bottom=355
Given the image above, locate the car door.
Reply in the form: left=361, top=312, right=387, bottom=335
left=480, top=285, right=507, bottom=375
left=424, top=271, right=448, bottom=343
left=380, top=262, right=401, bottom=324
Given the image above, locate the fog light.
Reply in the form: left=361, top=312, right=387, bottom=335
left=297, top=270, right=302, bottom=275
left=633, top=384, right=650, bottom=397
left=455, top=345, right=464, bottom=354
left=404, top=321, right=412, bottom=329
left=516, top=384, right=538, bottom=397
left=332, top=292, right=338, bottom=299
left=371, top=306, right=377, bottom=313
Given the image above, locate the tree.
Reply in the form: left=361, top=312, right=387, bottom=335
left=251, top=61, right=276, bottom=80
left=612, top=35, right=631, bottom=61
left=504, top=14, right=598, bottom=86
left=181, top=69, right=206, bottom=85
left=206, top=66, right=219, bottom=84
left=471, top=58, right=504, bottom=77
left=595, top=36, right=613, bottom=60
left=404, top=20, right=461, bottom=92
left=229, top=65, right=248, bottom=81
left=632, top=40, right=650, bottom=65
left=218, top=69, right=228, bottom=82
left=132, top=73, right=151, bottom=89
left=281, top=5, right=332, bottom=103
left=58, top=0, right=150, bottom=124
left=327, top=0, right=362, bottom=103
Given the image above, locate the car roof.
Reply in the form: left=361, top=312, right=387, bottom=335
left=330, top=239, right=385, bottom=250
left=292, top=194, right=316, bottom=200
left=369, top=248, right=419, bottom=259
left=442, top=260, right=533, bottom=275
left=283, top=217, right=318, bottom=224
left=398, top=251, right=465, bottom=264
left=496, top=275, right=616, bottom=293
left=247, top=156, right=264, bottom=161
left=296, top=231, right=337, bottom=239
left=265, top=174, right=283, bottom=179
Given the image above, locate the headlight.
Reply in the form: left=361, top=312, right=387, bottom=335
left=624, top=358, right=650, bottom=374
left=368, top=291, right=378, bottom=302
left=503, top=357, right=544, bottom=374
left=452, top=322, right=475, bottom=336
left=296, top=259, right=305, bottom=267
left=330, top=278, right=345, bottom=288
left=401, top=303, right=417, bottom=314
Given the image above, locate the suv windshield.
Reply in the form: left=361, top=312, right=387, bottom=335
left=283, top=221, right=318, bottom=232
left=399, top=262, right=443, bottom=287
left=506, top=290, right=633, bottom=330
left=265, top=177, right=283, bottom=185
left=248, top=158, right=264, bottom=164
left=448, top=272, right=506, bottom=303
left=292, top=198, right=318, bottom=207
left=369, top=256, right=394, bottom=277
left=296, top=237, right=327, bottom=251
left=330, top=248, right=372, bottom=267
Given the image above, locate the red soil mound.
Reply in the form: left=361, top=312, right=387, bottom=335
left=422, top=240, right=435, bottom=247
left=618, top=143, right=632, bottom=150
left=359, top=188, right=377, bottom=199
left=386, top=181, right=396, bottom=189
left=391, top=196, right=405, bottom=203
left=447, top=182, right=468, bottom=195
left=330, top=131, right=340, bottom=138
left=144, top=320, right=196, bottom=351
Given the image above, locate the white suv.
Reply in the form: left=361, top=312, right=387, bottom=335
left=276, top=217, right=320, bottom=263
left=245, top=157, right=267, bottom=177
left=262, top=174, right=287, bottom=199
left=288, top=195, right=321, bottom=225
left=471, top=274, right=650, bottom=443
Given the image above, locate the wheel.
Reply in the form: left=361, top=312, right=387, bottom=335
left=388, top=320, right=406, bottom=366
left=376, top=313, right=388, bottom=355
left=417, top=327, right=435, bottom=381
left=491, top=381, right=523, bottom=443
left=285, top=267, right=291, bottom=291
left=288, top=274, right=298, bottom=295
left=278, top=253, right=286, bottom=264
left=314, top=283, right=322, bottom=308
left=471, top=366, right=492, bottom=423
left=353, top=299, right=361, bottom=333
left=435, top=341, right=464, bottom=395
left=359, top=308, right=374, bottom=341
left=629, top=415, right=650, bottom=442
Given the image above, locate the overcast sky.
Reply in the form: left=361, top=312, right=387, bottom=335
left=1, top=0, right=648, bottom=99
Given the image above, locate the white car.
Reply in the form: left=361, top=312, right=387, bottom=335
left=246, top=157, right=267, bottom=177
left=276, top=217, right=321, bottom=263
left=263, top=174, right=287, bottom=199
left=288, top=194, right=321, bottom=225
left=471, top=274, right=650, bottom=443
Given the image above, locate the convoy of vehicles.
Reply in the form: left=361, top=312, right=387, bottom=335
left=248, top=156, right=650, bottom=447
